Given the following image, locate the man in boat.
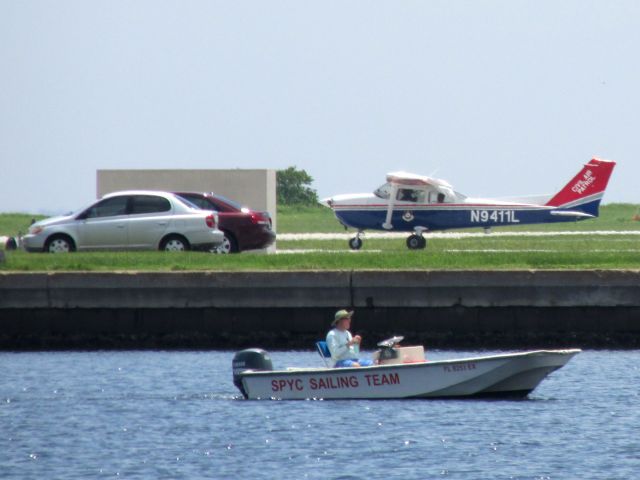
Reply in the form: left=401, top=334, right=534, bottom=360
left=326, top=310, right=374, bottom=367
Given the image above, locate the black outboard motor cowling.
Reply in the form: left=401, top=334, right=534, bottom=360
left=376, top=335, right=404, bottom=363
left=378, top=346, right=400, bottom=362
left=232, top=349, right=273, bottom=398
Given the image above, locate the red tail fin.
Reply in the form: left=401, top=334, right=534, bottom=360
left=545, top=158, right=616, bottom=207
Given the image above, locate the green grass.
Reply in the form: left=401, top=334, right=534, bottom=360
left=0, top=213, right=46, bottom=237
left=1, top=244, right=639, bottom=271
left=1, top=204, right=639, bottom=271
left=276, top=205, right=342, bottom=233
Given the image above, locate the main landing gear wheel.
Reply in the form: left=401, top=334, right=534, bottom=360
left=348, top=236, right=363, bottom=250
left=406, top=234, right=426, bottom=250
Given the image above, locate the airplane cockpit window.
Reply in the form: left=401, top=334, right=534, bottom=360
left=428, top=190, right=451, bottom=203
left=397, top=189, right=425, bottom=203
left=374, top=183, right=391, bottom=199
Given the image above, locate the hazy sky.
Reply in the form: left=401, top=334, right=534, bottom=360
left=1, top=1, right=638, bottom=214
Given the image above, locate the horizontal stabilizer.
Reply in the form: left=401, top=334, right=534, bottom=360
left=549, top=210, right=595, bottom=218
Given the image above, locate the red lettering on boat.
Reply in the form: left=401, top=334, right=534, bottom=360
left=271, top=378, right=304, bottom=392
left=308, top=375, right=359, bottom=390
left=364, top=373, right=400, bottom=387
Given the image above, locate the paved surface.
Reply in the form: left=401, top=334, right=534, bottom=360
left=278, top=230, right=640, bottom=241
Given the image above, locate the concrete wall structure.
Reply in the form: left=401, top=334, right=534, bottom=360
left=2, top=270, right=640, bottom=349
left=97, top=169, right=277, bottom=233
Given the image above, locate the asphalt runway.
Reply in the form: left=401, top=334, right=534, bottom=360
left=278, top=230, right=640, bottom=241
left=277, top=248, right=640, bottom=254
left=276, top=230, right=640, bottom=254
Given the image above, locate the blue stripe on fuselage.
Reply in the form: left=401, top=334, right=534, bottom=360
left=334, top=200, right=601, bottom=232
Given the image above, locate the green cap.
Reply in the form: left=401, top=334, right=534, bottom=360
left=332, top=309, right=353, bottom=326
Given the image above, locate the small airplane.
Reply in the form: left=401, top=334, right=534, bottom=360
left=321, top=158, right=616, bottom=250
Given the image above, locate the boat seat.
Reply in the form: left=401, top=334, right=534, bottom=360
left=315, top=341, right=332, bottom=367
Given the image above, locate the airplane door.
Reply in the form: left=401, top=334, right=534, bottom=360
left=76, top=196, right=129, bottom=249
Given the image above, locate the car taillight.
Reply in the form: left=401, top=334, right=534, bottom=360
left=250, top=212, right=270, bottom=226
left=205, top=214, right=216, bottom=228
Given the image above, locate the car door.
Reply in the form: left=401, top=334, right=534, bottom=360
left=126, top=195, right=172, bottom=248
left=75, top=196, right=130, bottom=249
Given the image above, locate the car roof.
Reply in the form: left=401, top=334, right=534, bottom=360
left=102, top=190, right=178, bottom=199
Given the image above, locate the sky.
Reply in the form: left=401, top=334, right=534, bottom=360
left=1, top=1, right=639, bottom=214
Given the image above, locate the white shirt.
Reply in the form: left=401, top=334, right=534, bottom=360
left=326, top=328, right=359, bottom=364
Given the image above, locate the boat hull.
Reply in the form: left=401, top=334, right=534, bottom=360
left=237, top=350, right=580, bottom=400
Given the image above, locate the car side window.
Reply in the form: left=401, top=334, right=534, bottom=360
left=130, top=195, right=171, bottom=214
left=84, top=196, right=129, bottom=219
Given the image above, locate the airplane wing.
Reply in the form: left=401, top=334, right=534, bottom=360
left=386, top=171, right=453, bottom=188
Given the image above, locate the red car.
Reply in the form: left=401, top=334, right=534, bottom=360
left=174, top=192, right=275, bottom=253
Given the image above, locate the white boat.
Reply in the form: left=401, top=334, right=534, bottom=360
left=232, top=340, right=580, bottom=400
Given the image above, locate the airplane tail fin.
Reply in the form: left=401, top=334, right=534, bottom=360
left=545, top=158, right=616, bottom=216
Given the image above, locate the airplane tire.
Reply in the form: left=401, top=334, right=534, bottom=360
left=406, top=234, right=426, bottom=250
left=348, top=237, right=363, bottom=250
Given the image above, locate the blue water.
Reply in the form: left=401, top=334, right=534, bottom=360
left=1, top=349, right=639, bottom=479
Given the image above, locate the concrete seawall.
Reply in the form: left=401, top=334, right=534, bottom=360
left=1, top=270, right=640, bottom=349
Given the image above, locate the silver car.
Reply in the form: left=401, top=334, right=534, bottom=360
left=22, top=191, right=224, bottom=253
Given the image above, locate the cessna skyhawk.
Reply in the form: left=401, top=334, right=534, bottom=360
left=321, top=158, right=616, bottom=250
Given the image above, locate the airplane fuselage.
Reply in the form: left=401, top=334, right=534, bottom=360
left=331, top=195, right=599, bottom=233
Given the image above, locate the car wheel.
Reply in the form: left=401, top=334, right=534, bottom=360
left=45, top=235, right=75, bottom=253
left=160, top=235, right=190, bottom=252
left=215, top=232, right=238, bottom=254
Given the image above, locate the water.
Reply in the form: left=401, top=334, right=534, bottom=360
left=1, top=349, right=639, bottom=479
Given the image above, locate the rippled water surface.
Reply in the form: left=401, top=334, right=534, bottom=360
left=1, top=350, right=639, bottom=479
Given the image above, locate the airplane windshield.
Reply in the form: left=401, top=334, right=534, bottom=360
left=373, top=183, right=391, bottom=199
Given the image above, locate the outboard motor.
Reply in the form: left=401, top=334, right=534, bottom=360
left=232, top=348, right=273, bottom=398
left=376, top=335, right=405, bottom=363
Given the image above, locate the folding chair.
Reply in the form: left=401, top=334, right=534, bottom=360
left=315, top=341, right=332, bottom=367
